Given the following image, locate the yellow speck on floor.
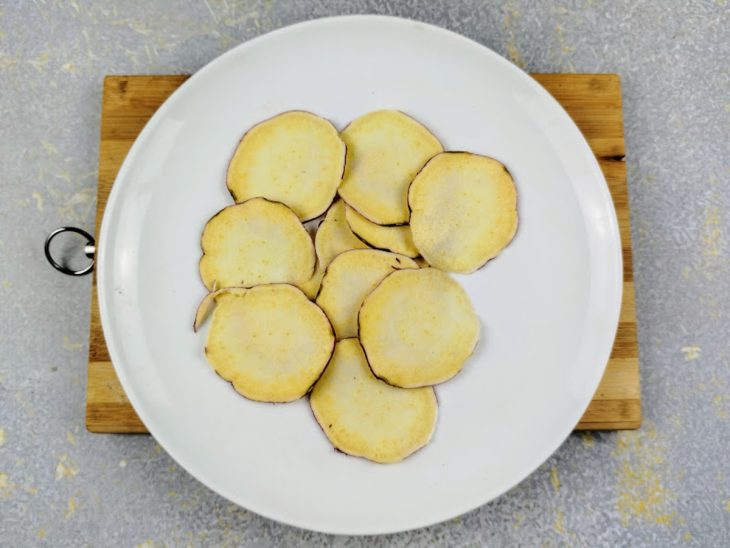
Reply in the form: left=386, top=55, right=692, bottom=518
left=553, top=510, right=565, bottom=534
left=681, top=345, right=701, bottom=361
left=55, top=455, right=79, bottom=480
left=614, top=425, right=679, bottom=527
left=550, top=466, right=561, bottom=492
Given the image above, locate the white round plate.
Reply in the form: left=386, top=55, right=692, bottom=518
left=98, top=15, right=622, bottom=535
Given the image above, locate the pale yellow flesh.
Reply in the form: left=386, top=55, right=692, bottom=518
left=192, top=280, right=220, bottom=332
left=339, top=110, right=443, bottom=225
left=301, top=199, right=369, bottom=298
left=199, top=198, right=315, bottom=291
left=194, top=286, right=249, bottom=329
left=310, top=339, right=437, bottom=463
left=414, top=257, right=430, bottom=268
left=359, top=268, right=479, bottom=388
left=409, top=152, right=518, bottom=273
left=298, top=261, right=325, bottom=300
left=316, top=249, right=418, bottom=339
left=205, top=285, right=334, bottom=402
left=345, top=205, right=420, bottom=258
left=227, top=111, right=346, bottom=221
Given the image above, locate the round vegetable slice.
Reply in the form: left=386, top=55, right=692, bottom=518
left=316, top=249, right=418, bottom=339
left=344, top=204, right=419, bottom=258
left=409, top=152, right=518, bottom=273
left=300, top=199, right=369, bottom=299
left=338, top=110, right=443, bottom=225
left=199, top=198, right=315, bottom=291
left=310, top=339, right=437, bottom=463
left=227, top=111, right=346, bottom=221
left=206, top=284, right=335, bottom=402
left=359, top=268, right=479, bottom=387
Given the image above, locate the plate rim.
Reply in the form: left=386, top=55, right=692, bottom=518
left=97, top=14, right=623, bottom=535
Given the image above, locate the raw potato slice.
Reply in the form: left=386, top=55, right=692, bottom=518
left=316, top=249, right=418, bottom=339
left=206, top=284, right=335, bottom=402
left=339, top=110, right=443, bottom=225
left=310, top=339, right=437, bottom=463
left=409, top=152, right=518, bottom=273
left=359, top=268, right=479, bottom=387
left=345, top=205, right=419, bottom=258
left=199, top=198, right=315, bottom=291
left=227, top=111, right=346, bottom=221
left=301, top=199, right=370, bottom=298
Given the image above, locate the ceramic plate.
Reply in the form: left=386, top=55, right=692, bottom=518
left=98, top=15, right=622, bottom=535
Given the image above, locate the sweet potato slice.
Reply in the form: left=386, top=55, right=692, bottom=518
left=359, top=268, right=479, bottom=387
left=227, top=111, right=346, bottom=221
left=199, top=198, right=315, bottom=291
left=409, top=152, right=518, bottom=273
left=316, top=249, right=418, bottom=339
left=310, top=339, right=437, bottom=463
left=414, top=257, right=430, bottom=268
left=298, top=260, right=326, bottom=300
left=300, top=199, right=369, bottom=298
left=338, top=110, right=442, bottom=225
left=345, top=204, right=419, bottom=258
left=205, top=284, right=335, bottom=402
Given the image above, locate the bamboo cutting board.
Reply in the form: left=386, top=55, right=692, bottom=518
left=86, top=74, right=641, bottom=433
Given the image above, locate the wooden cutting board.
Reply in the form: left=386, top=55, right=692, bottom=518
left=86, top=74, right=640, bottom=433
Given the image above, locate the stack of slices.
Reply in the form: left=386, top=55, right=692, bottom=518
left=194, top=110, right=518, bottom=463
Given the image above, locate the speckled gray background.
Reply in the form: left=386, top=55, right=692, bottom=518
left=1, top=1, right=729, bottom=546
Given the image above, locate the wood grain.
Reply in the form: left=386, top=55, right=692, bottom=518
left=86, top=74, right=640, bottom=433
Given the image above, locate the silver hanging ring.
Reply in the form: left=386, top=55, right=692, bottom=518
left=44, top=226, right=95, bottom=276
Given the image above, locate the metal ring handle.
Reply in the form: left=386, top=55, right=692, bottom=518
left=44, top=227, right=96, bottom=276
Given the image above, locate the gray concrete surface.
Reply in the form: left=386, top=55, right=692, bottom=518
left=1, top=1, right=729, bottom=546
